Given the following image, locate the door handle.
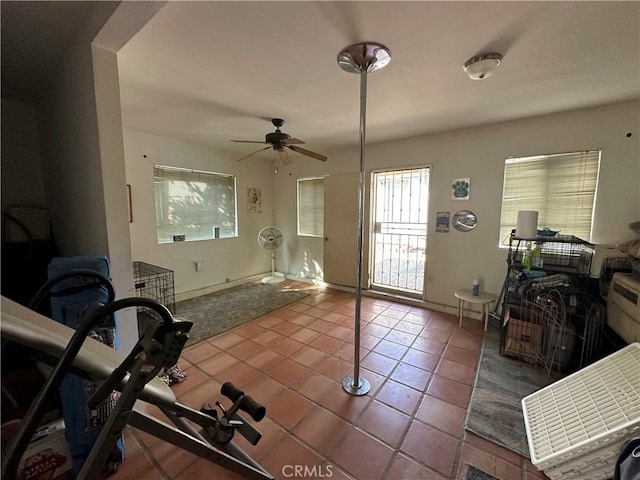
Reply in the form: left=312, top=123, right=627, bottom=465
left=325, top=236, right=329, bottom=241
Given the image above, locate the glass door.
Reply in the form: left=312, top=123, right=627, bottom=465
left=370, top=167, right=429, bottom=296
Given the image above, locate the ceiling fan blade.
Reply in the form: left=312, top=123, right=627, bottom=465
left=236, top=146, right=271, bottom=162
left=283, top=137, right=305, bottom=145
left=230, top=139, right=269, bottom=144
left=287, top=145, right=328, bottom=162
left=277, top=148, right=292, bottom=165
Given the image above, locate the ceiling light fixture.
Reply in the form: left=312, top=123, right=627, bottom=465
left=337, top=42, right=391, bottom=396
left=463, top=52, right=503, bottom=80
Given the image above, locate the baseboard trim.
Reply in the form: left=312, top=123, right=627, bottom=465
left=175, top=273, right=266, bottom=303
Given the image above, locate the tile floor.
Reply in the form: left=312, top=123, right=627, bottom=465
left=111, top=283, right=550, bottom=480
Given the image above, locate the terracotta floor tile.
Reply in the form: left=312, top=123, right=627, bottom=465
left=289, top=326, right=321, bottom=344
left=326, top=324, right=354, bottom=340
left=319, top=385, right=371, bottom=422
left=331, top=428, right=395, bottom=480
left=114, top=284, right=539, bottom=480
left=357, top=400, right=411, bottom=448
left=419, top=327, right=452, bottom=344
left=361, top=351, right=399, bottom=376
left=395, top=320, right=426, bottom=335
left=309, top=334, right=343, bottom=353
left=402, top=348, right=440, bottom=372
left=363, top=322, right=392, bottom=338
left=169, top=365, right=209, bottom=397
left=412, top=337, right=446, bottom=356
left=313, top=355, right=351, bottom=379
left=321, top=311, right=349, bottom=324
left=374, top=339, right=410, bottom=360
left=260, top=436, right=324, bottom=480
left=402, top=422, right=459, bottom=477
left=435, top=358, right=477, bottom=385
left=296, top=372, right=338, bottom=402
left=135, top=428, right=198, bottom=478
left=375, top=379, right=422, bottom=415
left=232, top=417, right=287, bottom=462
left=267, top=388, right=315, bottom=430
left=208, top=332, right=245, bottom=350
left=291, top=345, right=327, bottom=367
left=292, top=406, right=351, bottom=456
left=174, top=456, right=249, bottom=479
left=110, top=429, right=165, bottom=480
left=416, top=394, right=466, bottom=438
left=443, top=344, right=481, bottom=368
left=457, top=442, right=497, bottom=478
left=390, top=362, right=432, bottom=391
left=372, top=314, right=401, bottom=328
left=215, top=361, right=265, bottom=390
left=199, top=352, right=240, bottom=377
left=269, top=336, right=305, bottom=357
left=233, top=322, right=268, bottom=339
left=252, top=329, right=284, bottom=346
left=266, top=358, right=312, bottom=388
left=290, top=313, right=316, bottom=326
left=245, top=349, right=286, bottom=372
left=271, top=307, right=299, bottom=320
left=449, top=328, right=483, bottom=352
left=385, top=453, right=447, bottom=480
left=226, top=339, right=265, bottom=361
left=427, top=375, right=472, bottom=409
left=181, top=341, right=222, bottom=365
left=248, top=376, right=287, bottom=405
left=176, top=377, right=223, bottom=408
left=385, top=330, right=417, bottom=346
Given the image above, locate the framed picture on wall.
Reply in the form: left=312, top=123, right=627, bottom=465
left=451, top=178, right=470, bottom=200
left=247, top=187, right=262, bottom=213
left=436, top=211, right=450, bottom=232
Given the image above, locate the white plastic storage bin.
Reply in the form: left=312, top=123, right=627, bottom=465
left=522, top=342, right=640, bottom=480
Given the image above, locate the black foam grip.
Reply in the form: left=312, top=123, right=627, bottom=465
left=221, top=381, right=244, bottom=402
left=239, top=395, right=266, bottom=422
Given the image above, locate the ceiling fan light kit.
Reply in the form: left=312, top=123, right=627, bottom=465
left=463, top=52, right=503, bottom=80
left=231, top=118, right=327, bottom=164
left=338, top=41, right=391, bottom=397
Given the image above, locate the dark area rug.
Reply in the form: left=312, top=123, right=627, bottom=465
left=465, top=329, right=553, bottom=459
left=174, top=281, right=314, bottom=346
left=465, top=465, right=498, bottom=480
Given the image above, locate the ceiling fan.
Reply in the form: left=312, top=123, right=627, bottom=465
left=231, top=118, right=327, bottom=165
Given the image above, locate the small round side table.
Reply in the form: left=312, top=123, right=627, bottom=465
left=454, top=289, right=496, bottom=331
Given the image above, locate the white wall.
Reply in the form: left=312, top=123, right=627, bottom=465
left=124, top=129, right=275, bottom=300
left=275, top=100, right=640, bottom=313
left=0, top=99, right=46, bottom=209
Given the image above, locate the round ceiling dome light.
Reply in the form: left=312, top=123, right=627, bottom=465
left=463, top=52, right=503, bottom=80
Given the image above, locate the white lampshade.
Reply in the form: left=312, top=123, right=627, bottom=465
left=463, top=53, right=503, bottom=80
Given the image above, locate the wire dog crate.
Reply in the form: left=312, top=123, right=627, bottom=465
left=133, top=261, right=175, bottom=313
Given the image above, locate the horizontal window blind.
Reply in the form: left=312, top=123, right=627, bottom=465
left=499, top=150, right=600, bottom=244
left=154, top=165, right=237, bottom=243
left=297, top=177, right=324, bottom=237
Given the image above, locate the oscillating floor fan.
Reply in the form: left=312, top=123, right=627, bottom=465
left=257, top=226, right=285, bottom=284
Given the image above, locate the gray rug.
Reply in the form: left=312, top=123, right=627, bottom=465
left=175, top=281, right=313, bottom=346
left=466, top=466, right=497, bottom=480
left=465, top=329, right=552, bottom=459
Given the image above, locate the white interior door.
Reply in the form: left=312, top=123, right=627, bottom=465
left=323, top=173, right=369, bottom=288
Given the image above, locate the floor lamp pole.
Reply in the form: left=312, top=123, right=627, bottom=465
left=338, top=42, right=391, bottom=396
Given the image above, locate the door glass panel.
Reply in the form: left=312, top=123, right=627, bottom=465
left=371, top=168, right=429, bottom=295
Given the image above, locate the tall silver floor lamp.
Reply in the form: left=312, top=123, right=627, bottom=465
left=337, top=42, right=391, bottom=396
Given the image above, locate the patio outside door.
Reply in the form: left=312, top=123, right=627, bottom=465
left=370, top=167, right=429, bottom=296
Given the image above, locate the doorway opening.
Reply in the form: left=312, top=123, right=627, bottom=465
left=370, top=167, right=430, bottom=297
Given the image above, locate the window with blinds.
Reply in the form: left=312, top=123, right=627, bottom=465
left=297, top=177, right=324, bottom=237
left=499, top=150, right=600, bottom=245
left=154, top=165, right=237, bottom=243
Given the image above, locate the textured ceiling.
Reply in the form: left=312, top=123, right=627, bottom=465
left=3, top=1, right=639, bottom=161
